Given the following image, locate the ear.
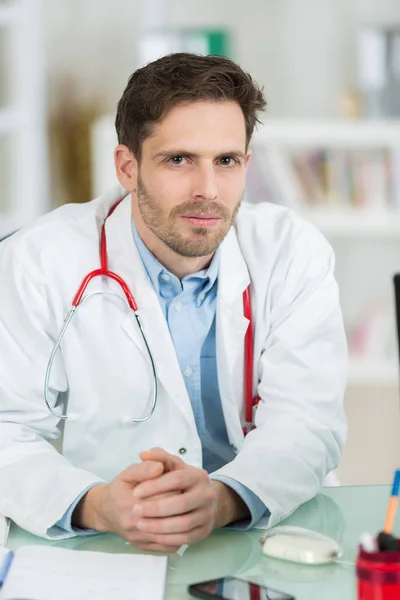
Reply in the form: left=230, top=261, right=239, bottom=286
left=114, top=144, right=138, bottom=191
left=244, top=148, right=252, bottom=171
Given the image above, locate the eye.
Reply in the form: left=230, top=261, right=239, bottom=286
left=219, top=156, right=239, bottom=167
left=169, top=156, right=187, bottom=165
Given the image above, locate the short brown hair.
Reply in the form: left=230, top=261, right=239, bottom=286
left=115, top=52, right=266, bottom=160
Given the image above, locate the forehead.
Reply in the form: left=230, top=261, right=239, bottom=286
left=144, top=100, right=247, bottom=153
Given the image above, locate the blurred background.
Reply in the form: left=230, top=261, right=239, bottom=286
left=1, top=0, right=400, bottom=486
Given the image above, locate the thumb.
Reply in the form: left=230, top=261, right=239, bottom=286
left=119, top=460, right=163, bottom=484
left=140, top=447, right=186, bottom=471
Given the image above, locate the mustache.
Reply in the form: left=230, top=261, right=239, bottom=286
left=170, top=201, right=230, bottom=219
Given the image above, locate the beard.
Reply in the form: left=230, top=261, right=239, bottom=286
left=137, top=174, right=242, bottom=257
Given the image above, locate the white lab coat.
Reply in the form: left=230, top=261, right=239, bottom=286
left=0, top=187, right=347, bottom=539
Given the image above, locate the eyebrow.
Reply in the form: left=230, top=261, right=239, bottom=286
left=153, top=149, right=247, bottom=160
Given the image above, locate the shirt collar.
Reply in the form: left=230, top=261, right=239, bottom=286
left=196, top=247, right=219, bottom=295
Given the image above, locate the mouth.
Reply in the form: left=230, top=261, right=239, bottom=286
left=181, top=214, right=221, bottom=228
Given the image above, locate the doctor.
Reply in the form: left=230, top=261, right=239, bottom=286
left=0, top=53, right=347, bottom=551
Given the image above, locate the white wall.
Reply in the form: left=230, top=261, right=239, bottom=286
left=43, top=0, right=141, bottom=110
left=42, top=0, right=400, bottom=117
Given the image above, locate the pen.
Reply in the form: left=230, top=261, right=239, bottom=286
left=0, top=550, right=14, bottom=587
left=384, top=470, right=400, bottom=534
left=377, top=469, right=400, bottom=551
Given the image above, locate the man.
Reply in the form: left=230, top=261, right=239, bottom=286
left=0, top=53, right=347, bottom=551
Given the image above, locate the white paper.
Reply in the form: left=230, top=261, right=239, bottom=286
left=0, top=546, right=167, bottom=600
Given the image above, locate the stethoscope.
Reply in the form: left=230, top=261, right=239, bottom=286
left=44, top=200, right=260, bottom=432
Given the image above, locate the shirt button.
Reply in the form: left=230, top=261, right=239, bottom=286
left=184, top=366, right=193, bottom=377
left=179, top=447, right=187, bottom=455
left=161, top=273, right=170, bottom=281
left=175, top=301, right=183, bottom=312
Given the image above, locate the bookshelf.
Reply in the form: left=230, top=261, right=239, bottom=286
left=252, top=120, right=400, bottom=389
left=254, top=119, right=400, bottom=148
left=0, top=0, right=49, bottom=239
left=90, top=116, right=400, bottom=387
left=304, top=208, right=400, bottom=238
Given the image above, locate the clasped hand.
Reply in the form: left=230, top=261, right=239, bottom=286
left=89, top=448, right=223, bottom=552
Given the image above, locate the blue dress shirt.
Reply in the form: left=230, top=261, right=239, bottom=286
left=56, top=219, right=268, bottom=533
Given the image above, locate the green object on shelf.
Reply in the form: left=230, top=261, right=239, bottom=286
left=138, top=29, right=231, bottom=67
left=182, top=29, right=230, bottom=57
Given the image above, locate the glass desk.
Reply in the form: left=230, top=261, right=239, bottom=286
left=7, top=485, right=393, bottom=599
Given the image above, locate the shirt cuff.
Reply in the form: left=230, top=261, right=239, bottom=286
left=55, top=483, right=103, bottom=535
left=210, top=474, right=270, bottom=530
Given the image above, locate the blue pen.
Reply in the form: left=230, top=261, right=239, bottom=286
left=0, top=550, right=14, bottom=587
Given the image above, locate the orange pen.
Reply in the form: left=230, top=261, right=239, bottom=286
left=384, top=470, right=400, bottom=534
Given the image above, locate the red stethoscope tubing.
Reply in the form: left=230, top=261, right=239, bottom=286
left=71, top=200, right=260, bottom=432
left=250, top=583, right=261, bottom=600
left=243, top=286, right=260, bottom=428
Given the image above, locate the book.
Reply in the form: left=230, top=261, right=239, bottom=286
left=246, top=145, right=305, bottom=209
left=247, top=144, right=397, bottom=212
left=0, top=545, right=168, bottom=600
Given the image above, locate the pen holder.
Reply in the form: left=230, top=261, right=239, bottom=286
left=357, top=543, right=400, bottom=600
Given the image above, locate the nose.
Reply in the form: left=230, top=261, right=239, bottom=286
left=191, top=161, right=218, bottom=202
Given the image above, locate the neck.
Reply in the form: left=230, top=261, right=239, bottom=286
left=132, top=201, right=214, bottom=280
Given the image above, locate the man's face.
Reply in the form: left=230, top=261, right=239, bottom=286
left=135, top=100, right=251, bottom=258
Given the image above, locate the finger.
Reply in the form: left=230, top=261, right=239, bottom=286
left=136, top=509, right=208, bottom=534
left=125, top=529, right=182, bottom=552
left=134, top=468, right=206, bottom=499
left=135, top=490, right=176, bottom=502
left=133, top=487, right=207, bottom=518
left=123, top=491, right=176, bottom=528
left=125, top=530, right=159, bottom=545
left=119, top=461, right=163, bottom=484
left=149, top=525, right=209, bottom=547
left=132, top=542, right=182, bottom=553
left=140, top=448, right=185, bottom=471
left=114, top=484, right=174, bottom=518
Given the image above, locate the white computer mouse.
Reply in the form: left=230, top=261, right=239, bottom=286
left=261, top=526, right=343, bottom=565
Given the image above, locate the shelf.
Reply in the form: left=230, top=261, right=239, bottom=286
left=95, top=116, right=400, bottom=150
left=348, top=357, right=399, bottom=386
left=0, top=3, right=21, bottom=26
left=254, top=119, right=400, bottom=148
left=90, top=114, right=400, bottom=204
left=302, top=208, right=400, bottom=237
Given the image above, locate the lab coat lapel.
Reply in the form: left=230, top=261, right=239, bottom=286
left=217, top=225, right=251, bottom=444
left=103, top=196, right=197, bottom=429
